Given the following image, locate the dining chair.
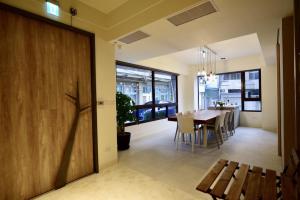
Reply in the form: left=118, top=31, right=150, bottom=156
left=173, top=112, right=182, bottom=142
left=183, top=110, right=199, bottom=143
left=176, top=113, right=196, bottom=152
left=221, top=111, right=230, bottom=140
left=206, top=116, right=222, bottom=149
left=228, top=111, right=235, bottom=136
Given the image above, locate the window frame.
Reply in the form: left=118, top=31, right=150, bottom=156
left=241, top=69, right=262, bottom=112
left=116, top=60, right=179, bottom=126
left=197, top=68, right=262, bottom=112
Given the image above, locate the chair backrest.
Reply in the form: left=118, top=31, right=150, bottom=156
left=223, top=112, right=230, bottom=129
left=219, top=111, right=226, bottom=127
left=177, top=113, right=194, bottom=133
left=214, top=116, right=221, bottom=133
left=184, top=111, right=193, bottom=115
left=228, top=111, right=234, bottom=130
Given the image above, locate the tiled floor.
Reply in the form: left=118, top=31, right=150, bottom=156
left=35, top=123, right=282, bottom=200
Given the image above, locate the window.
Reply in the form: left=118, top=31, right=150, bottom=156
left=116, top=65, right=152, bottom=105
left=219, top=72, right=242, bottom=109
left=154, top=72, right=177, bottom=103
left=243, top=70, right=261, bottom=111
left=245, top=70, right=260, bottom=98
left=116, top=61, right=178, bottom=125
left=197, top=69, right=261, bottom=112
left=204, top=76, right=219, bottom=109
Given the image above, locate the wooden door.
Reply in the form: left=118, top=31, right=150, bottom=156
left=282, top=16, right=295, bottom=165
left=0, top=4, right=97, bottom=200
left=294, top=0, right=300, bottom=199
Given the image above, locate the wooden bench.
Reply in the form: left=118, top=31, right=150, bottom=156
left=196, top=149, right=299, bottom=200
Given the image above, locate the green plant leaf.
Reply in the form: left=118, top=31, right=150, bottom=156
left=116, top=92, right=136, bottom=132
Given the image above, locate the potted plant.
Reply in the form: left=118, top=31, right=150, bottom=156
left=116, top=92, right=136, bottom=150
left=217, top=101, right=225, bottom=109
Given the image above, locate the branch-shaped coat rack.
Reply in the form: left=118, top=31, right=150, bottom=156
left=54, top=81, right=90, bottom=189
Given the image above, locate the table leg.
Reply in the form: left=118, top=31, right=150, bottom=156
left=198, top=127, right=201, bottom=144
left=203, top=124, right=208, bottom=147
left=174, top=123, right=178, bottom=142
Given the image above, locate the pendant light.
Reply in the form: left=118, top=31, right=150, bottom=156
left=201, top=48, right=207, bottom=76
left=197, top=47, right=202, bottom=76
left=197, top=46, right=217, bottom=82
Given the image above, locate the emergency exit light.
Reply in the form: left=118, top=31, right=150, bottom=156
left=46, top=0, right=59, bottom=16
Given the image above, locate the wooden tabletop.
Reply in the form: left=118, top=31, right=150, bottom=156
left=168, top=110, right=223, bottom=124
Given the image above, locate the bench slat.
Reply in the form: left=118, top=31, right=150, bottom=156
left=259, top=177, right=265, bottom=199
left=242, top=173, right=249, bottom=193
left=196, top=159, right=228, bottom=192
left=282, top=175, right=297, bottom=200
left=225, top=164, right=249, bottom=200
left=211, top=161, right=239, bottom=198
left=244, top=166, right=263, bottom=200
left=262, top=169, right=277, bottom=200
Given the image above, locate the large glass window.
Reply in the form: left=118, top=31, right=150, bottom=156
left=245, top=70, right=260, bottom=99
left=155, top=72, right=177, bottom=103
left=219, top=72, right=242, bottom=109
left=197, top=69, right=261, bottom=112
left=204, top=76, right=219, bottom=108
left=116, top=61, right=178, bottom=125
left=116, top=65, right=152, bottom=105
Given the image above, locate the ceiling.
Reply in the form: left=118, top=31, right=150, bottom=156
left=77, top=0, right=128, bottom=14
left=115, top=0, right=293, bottom=65
left=72, top=0, right=203, bottom=40
left=207, top=33, right=262, bottom=60
left=152, top=33, right=263, bottom=66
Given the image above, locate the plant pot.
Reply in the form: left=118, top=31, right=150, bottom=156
left=117, top=132, right=131, bottom=150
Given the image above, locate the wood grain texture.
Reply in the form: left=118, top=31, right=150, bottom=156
left=168, top=110, right=223, bottom=124
left=196, top=159, right=228, bottom=192
left=211, top=161, right=239, bottom=198
left=276, top=34, right=281, bottom=156
left=0, top=8, right=94, bottom=200
left=294, top=2, right=300, bottom=198
left=262, top=169, right=277, bottom=200
left=225, top=164, right=249, bottom=200
left=244, top=166, right=263, bottom=200
left=282, top=16, right=295, bottom=166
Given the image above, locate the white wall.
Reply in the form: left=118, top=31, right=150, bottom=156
left=261, top=65, right=278, bottom=132
left=1, top=0, right=118, bottom=169
left=96, top=38, right=118, bottom=169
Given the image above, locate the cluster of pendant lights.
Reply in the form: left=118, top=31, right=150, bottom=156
left=197, top=46, right=217, bottom=82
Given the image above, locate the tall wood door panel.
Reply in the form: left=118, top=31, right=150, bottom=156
left=282, top=16, right=295, bottom=166
left=0, top=5, right=96, bottom=200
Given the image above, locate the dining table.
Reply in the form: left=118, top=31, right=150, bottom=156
left=168, top=110, right=223, bottom=147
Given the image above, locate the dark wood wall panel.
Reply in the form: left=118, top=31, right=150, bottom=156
left=282, top=16, right=295, bottom=166
left=0, top=6, right=95, bottom=200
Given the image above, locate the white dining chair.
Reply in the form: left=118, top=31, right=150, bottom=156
left=206, top=116, right=222, bottom=149
left=176, top=113, right=196, bottom=152
left=221, top=111, right=231, bottom=140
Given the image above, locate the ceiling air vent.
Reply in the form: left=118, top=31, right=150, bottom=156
left=167, top=1, right=217, bottom=26
left=118, top=31, right=150, bottom=44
